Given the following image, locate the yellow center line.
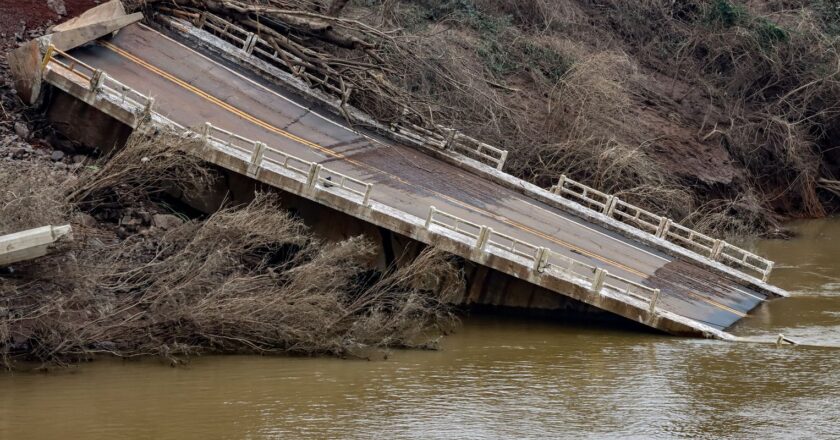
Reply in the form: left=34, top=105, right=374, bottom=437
left=99, top=41, right=746, bottom=319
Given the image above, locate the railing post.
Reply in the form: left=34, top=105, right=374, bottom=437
left=648, top=289, right=661, bottom=315
left=141, top=96, right=155, bottom=116
left=307, top=163, right=322, bottom=187
left=590, top=268, right=606, bottom=292
left=201, top=122, right=212, bottom=145
left=496, top=150, right=508, bottom=170
left=531, top=247, right=549, bottom=272
left=425, top=206, right=436, bottom=229
left=711, top=239, right=724, bottom=260
left=443, top=128, right=457, bottom=150
left=196, top=12, right=207, bottom=29
left=243, top=32, right=258, bottom=54
left=40, top=44, right=55, bottom=72
left=655, top=218, right=672, bottom=238
left=246, top=141, right=266, bottom=177
left=89, top=69, right=104, bottom=91
left=603, top=195, right=618, bottom=216
left=475, top=226, right=490, bottom=251
left=762, top=261, right=774, bottom=282
left=362, top=184, right=372, bottom=206
left=552, top=174, right=567, bottom=195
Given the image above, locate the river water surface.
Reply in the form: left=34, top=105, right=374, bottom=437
left=1, top=220, right=839, bottom=439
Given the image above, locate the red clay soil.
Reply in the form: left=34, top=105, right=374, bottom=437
left=0, top=0, right=100, bottom=41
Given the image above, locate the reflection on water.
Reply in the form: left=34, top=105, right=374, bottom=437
left=733, top=218, right=840, bottom=347
left=1, top=220, right=839, bottom=439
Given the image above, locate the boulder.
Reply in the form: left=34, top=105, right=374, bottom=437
left=152, top=214, right=184, bottom=230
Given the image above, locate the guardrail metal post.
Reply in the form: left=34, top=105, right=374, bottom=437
left=307, top=163, right=322, bottom=187
left=425, top=206, right=436, bottom=229
left=655, top=218, right=672, bottom=238
left=40, top=44, right=55, bottom=72
left=246, top=141, right=266, bottom=177
left=762, top=262, right=774, bottom=282
left=648, top=289, right=661, bottom=315
left=362, top=184, right=372, bottom=206
left=590, top=268, right=606, bottom=292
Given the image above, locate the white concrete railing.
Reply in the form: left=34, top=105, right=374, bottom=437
left=550, top=174, right=774, bottom=282
left=201, top=123, right=373, bottom=206
left=187, top=12, right=509, bottom=171
left=424, top=207, right=662, bottom=313
left=42, top=45, right=155, bottom=115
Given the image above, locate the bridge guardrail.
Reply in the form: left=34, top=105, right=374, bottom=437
left=425, top=207, right=663, bottom=313
left=549, top=174, right=774, bottom=282
left=183, top=12, right=509, bottom=171
left=42, top=45, right=155, bottom=114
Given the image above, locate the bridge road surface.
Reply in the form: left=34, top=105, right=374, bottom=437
left=68, top=23, right=767, bottom=331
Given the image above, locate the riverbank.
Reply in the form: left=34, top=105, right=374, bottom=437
left=4, top=217, right=839, bottom=437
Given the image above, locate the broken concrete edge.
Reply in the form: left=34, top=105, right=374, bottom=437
left=0, top=225, right=73, bottom=266
left=50, top=0, right=142, bottom=51
left=152, top=14, right=788, bottom=300
left=6, top=1, right=141, bottom=106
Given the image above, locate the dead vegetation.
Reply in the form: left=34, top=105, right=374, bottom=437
left=0, top=132, right=462, bottom=369
left=128, top=0, right=840, bottom=238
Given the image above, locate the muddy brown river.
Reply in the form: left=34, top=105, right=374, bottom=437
left=1, top=220, right=839, bottom=439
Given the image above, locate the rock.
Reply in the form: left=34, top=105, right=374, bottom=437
left=138, top=211, right=153, bottom=225
left=73, top=212, right=98, bottom=228
left=47, top=0, right=67, bottom=16
left=12, top=147, right=29, bottom=159
left=120, top=215, right=141, bottom=226
left=50, top=150, right=65, bottom=161
left=152, top=214, right=184, bottom=230
left=14, top=122, right=29, bottom=140
left=72, top=154, right=87, bottom=164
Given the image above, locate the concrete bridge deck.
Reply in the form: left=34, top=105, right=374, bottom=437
left=13, top=6, right=789, bottom=337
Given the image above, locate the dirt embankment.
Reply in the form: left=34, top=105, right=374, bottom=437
left=131, top=0, right=840, bottom=238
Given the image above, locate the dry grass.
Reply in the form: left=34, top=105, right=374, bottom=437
left=0, top=161, right=74, bottom=235
left=1, top=132, right=462, bottom=369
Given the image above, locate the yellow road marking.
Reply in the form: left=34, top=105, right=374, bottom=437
left=99, top=41, right=746, bottom=319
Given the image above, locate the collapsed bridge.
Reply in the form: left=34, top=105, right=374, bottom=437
left=8, top=1, right=789, bottom=338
